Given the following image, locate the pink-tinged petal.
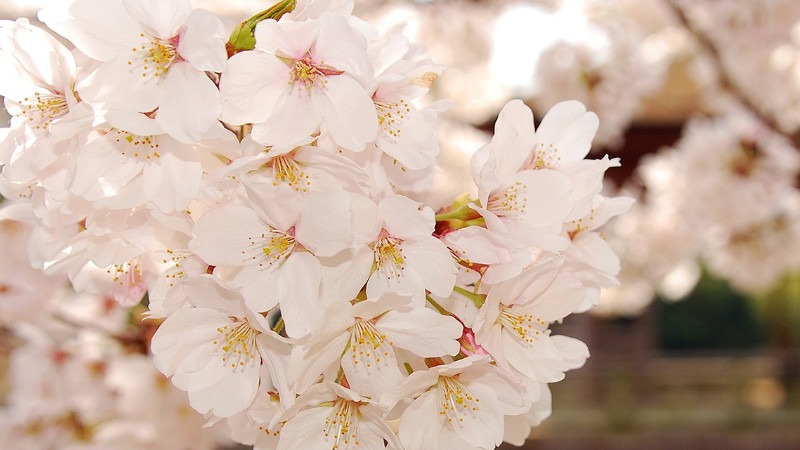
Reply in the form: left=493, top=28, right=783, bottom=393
left=219, top=51, right=289, bottom=125
left=0, top=53, right=40, bottom=101
left=0, top=19, right=76, bottom=93
left=512, top=169, right=574, bottom=227
left=522, top=274, right=584, bottom=322
left=254, top=18, right=318, bottom=57
left=503, top=219, right=568, bottom=253
left=48, top=102, right=95, bottom=140
left=569, top=232, right=621, bottom=278
left=586, top=195, right=635, bottom=230
left=178, top=9, right=226, bottom=72
left=359, top=409, right=403, bottom=449
left=442, top=226, right=512, bottom=266
left=293, top=146, right=372, bottom=192
left=290, top=331, right=350, bottom=393
left=155, top=62, right=221, bottom=143
left=312, top=14, right=371, bottom=78
left=503, top=333, right=566, bottom=383
left=316, top=75, right=377, bottom=151
left=401, top=237, right=458, bottom=298
left=399, top=390, right=442, bottom=450
left=187, top=363, right=260, bottom=417
left=462, top=366, right=528, bottom=415
left=274, top=252, right=323, bottom=338
left=181, top=275, right=245, bottom=316
left=92, top=174, right=146, bottom=210
left=487, top=258, right=563, bottom=307
left=341, top=339, right=403, bottom=399
left=351, top=292, right=413, bottom=321
left=240, top=180, right=302, bottom=231
left=378, top=307, right=462, bottom=357
left=141, top=150, right=202, bottom=213
left=240, top=268, right=280, bottom=313
left=438, top=383, right=504, bottom=450
left=560, top=157, right=621, bottom=221
left=350, top=194, right=382, bottom=243
left=79, top=53, right=161, bottom=112
left=122, top=0, right=191, bottom=39
left=151, top=306, right=226, bottom=374
left=0, top=127, right=12, bottom=165
left=319, top=246, right=373, bottom=305
left=285, top=0, right=354, bottom=21
left=380, top=195, right=434, bottom=239
left=105, top=109, right=165, bottom=136
left=366, top=260, right=424, bottom=301
left=39, top=0, right=139, bottom=61
left=252, top=89, right=322, bottom=149
left=276, top=407, right=330, bottom=450
left=438, top=432, right=482, bottom=450
left=69, top=136, right=142, bottom=200
left=481, top=249, right=532, bottom=286
left=534, top=100, right=599, bottom=162
left=296, top=191, right=352, bottom=257
left=189, top=205, right=266, bottom=265
left=549, top=335, right=590, bottom=371
left=476, top=155, right=501, bottom=207
left=257, top=333, right=294, bottom=410
left=376, top=106, right=439, bottom=171
left=485, top=99, right=537, bottom=180
left=504, top=414, right=533, bottom=446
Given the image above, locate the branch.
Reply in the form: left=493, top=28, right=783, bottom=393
left=665, top=0, right=800, bottom=148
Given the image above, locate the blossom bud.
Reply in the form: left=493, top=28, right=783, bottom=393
left=226, top=0, right=297, bottom=56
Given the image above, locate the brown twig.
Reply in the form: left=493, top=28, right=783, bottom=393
left=665, top=0, right=800, bottom=149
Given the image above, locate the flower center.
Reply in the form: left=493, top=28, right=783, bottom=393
left=15, top=91, right=69, bottom=130
left=129, top=33, right=179, bottom=79
left=436, top=376, right=480, bottom=426
left=372, top=235, right=405, bottom=280
left=111, top=129, right=162, bottom=160
left=270, top=155, right=310, bottom=192
left=214, top=319, right=260, bottom=370
left=244, top=229, right=296, bottom=268
left=525, top=142, right=561, bottom=170
left=159, top=248, right=188, bottom=288
left=498, top=306, right=547, bottom=344
left=285, top=55, right=344, bottom=90
left=107, top=260, right=143, bottom=288
left=486, top=181, right=527, bottom=217
left=375, top=99, right=411, bottom=141
left=323, top=398, right=361, bottom=447
left=349, top=320, right=393, bottom=369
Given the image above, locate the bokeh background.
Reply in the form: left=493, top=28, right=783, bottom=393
left=2, top=0, right=800, bottom=448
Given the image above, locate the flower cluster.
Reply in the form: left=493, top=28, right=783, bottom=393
left=0, top=0, right=630, bottom=448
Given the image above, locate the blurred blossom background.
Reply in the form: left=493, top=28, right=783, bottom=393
left=3, top=0, right=800, bottom=448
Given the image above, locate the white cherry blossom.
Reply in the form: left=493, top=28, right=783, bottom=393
left=290, top=292, right=462, bottom=398
left=220, top=13, right=377, bottom=151
left=473, top=258, right=590, bottom=383
left=277, top=381, right=400, bottom=450
left=40, top=0, right=227, bottom=143
left=150, top=276, right=291, bottom=418
left=392, top=355, right=528, bottom=450
left=189, top=192, right=353, bottom=337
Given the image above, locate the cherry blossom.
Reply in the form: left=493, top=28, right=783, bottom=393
left=220, top=13, right=378, bottom=151
left=40, top=0, right=228, bottom=143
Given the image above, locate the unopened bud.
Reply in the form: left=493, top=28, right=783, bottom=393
left=227, top=0, right=297, bottom=57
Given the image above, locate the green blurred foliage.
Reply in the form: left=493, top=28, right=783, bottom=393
left=658, top=273, right=768, bottom=351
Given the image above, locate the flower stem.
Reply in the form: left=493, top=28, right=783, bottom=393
left=272, top=317, right=285, bottom=335
left=227, top=0, right=297, bottom=56
left=453, top=285, right=486, bottom=308
left=426, top=294, right=450, bottom=316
